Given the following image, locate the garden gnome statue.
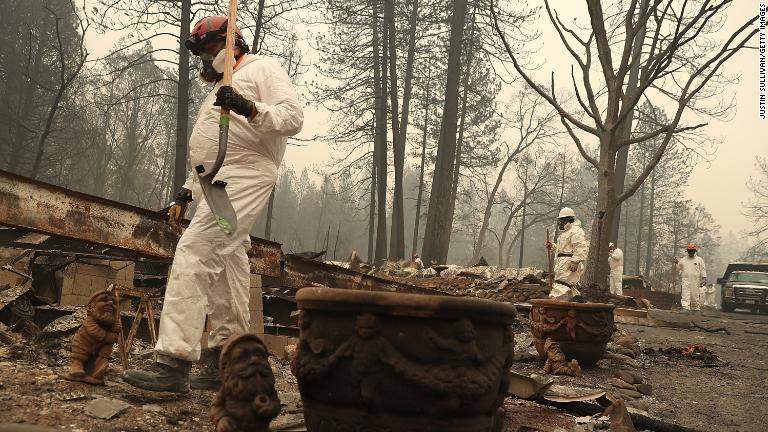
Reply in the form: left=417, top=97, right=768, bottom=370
left=65, top=290, right=121, bottom=385
left=542, top=338, right=581, bottom=377
left=211, top=334, right=281, bottom=432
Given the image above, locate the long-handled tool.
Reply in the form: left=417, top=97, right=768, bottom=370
left=196, top=0, right=239, bottom=235
left=671, top=257, right=677, bottom=294
left=546, top=229, right=553, bottom=288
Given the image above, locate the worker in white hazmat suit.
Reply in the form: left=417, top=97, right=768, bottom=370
left=608, top=242, right=624, bottom=295
left=546, top=208, right=588, bottom=298
left=674, top=244, right=707, bottom=311
left=124, top=16, right=303, bottom=393
left=703, top=283, right=717, bottom=309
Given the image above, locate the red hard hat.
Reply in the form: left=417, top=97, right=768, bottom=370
left=185, top=16, right=248, bottom=55
left=686, top=244, right=697, bottom=251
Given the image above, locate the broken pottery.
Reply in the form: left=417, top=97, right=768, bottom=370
left=292, top=287, right=517, bottom=432
left=507, top=371, right=553, bottom=399
left=529, top=299, right=615, bottom=367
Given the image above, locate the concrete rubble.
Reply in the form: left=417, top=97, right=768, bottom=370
left=84, top=397, right=132, bottom=420
left=375, top=262, right=554, bottom=303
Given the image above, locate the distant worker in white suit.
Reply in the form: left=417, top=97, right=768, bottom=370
left=546, top=207, right=588, bottom=298
left=674, top=244, right=707, bottom=311
left=608, top=242, right=624, bottom=295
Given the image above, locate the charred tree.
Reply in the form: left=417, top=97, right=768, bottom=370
left=368, top=150, right=377, bottom=263
left=30, top=3, right=87, bottom=179
left=373, top=0, right=389, bottom=264
left=644, top=168, right=656, bottom=279
left=385, top=0, right=403, bottom=260
left=421, top=0, right=469, bottom=265
left=412, top=64, right=432, bottom=257
left=493, top=0, right=758, bottom=289
left=609, top=0, right=649, bottom=244
left=172, top=0, right=191, bottom=194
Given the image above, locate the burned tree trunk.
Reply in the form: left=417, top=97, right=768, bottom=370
left=118, top=100, right=142, bottom=203
left=385, top=0, right=404, bottom=260
left=449, top=11, right=477, bottom=212
left=411, top=65, right=432, bottom=257
left=173, top=0, right=191, bottom=194
left=471, top=155, right=514, bottom=264
left=373, top=1, right=388, bottom=264
left=635, top=162, right=646, bottom=275
left=252, top=0, right=266, bottom=53
left=31, top=6, right=86, bottom=179
left=581, top=134, right=618, bottom=288
left=609, top=0, right=649, bottom=244
left=421, top=0, right=468, bottom=264
left=518, top=166, right=529, bottom=268
left=368, top=146, right=377, bottom=262
left=644, top=169, right=656, bottom=279
left=634, top=149, right=649, bottom=275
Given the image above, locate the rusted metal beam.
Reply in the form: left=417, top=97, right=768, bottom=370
left=0, top=170, right=177, bottom=257
left=248, top=238, right=282, bottom=278
left=0, top=170, right=282, bottom=276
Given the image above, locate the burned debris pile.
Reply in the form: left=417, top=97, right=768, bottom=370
left=375, top=262, right=552, bottom=303
left=643, top=344, right=726, bottom=368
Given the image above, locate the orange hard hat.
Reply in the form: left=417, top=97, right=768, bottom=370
left=185, top=16, right=248, bottom=55
left=686, top=244, right=697, bottom=251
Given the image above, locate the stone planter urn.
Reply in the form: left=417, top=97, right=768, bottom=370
left=291, top=287, right=517, bottom=432
left=529, top=299, right=615, bottom=367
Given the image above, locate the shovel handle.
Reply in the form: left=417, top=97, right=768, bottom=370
left=206, top=122, right=228, bottom=180
left=546, top=229, right=553, bottom=288
left=202, top=0, right=238, bottom=182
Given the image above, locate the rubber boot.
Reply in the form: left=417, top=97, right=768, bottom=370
left=123, top=356, right=191, bottom=393
left=190, top=346, right=222, bottom=390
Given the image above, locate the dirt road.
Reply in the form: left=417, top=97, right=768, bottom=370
left=509, top=308, right=768, bottom=431
left=631, top=309, right=768, bottom=432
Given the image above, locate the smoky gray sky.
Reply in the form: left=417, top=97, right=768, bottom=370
left=85, top=1, right=767, bottom=240
left=516, top=2, right=767, bottom=240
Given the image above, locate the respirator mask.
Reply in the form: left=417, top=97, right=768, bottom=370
left=557, top=218, right=574, bottom=231
left=198, top=49, right=227, bottom=82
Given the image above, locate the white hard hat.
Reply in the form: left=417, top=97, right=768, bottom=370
left=609, top=242, right=615, bottom=247
left=558, top=207, right=576, bottom=219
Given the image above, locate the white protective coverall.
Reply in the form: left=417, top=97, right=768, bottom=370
left=608, top=247, right=624, bottom=295
left=676, top=255, right=706, bottom=311
left=703, top=284, right=716, bottom=308
left=550, top=220, right=588, bottom=298
left=155, top=55, right=303, bottom=362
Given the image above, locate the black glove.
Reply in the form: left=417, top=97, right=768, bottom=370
left=214, top=85, right=255, bottom=118
left=173, top=187, right=193, bottom=205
